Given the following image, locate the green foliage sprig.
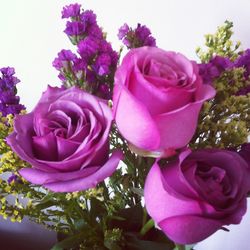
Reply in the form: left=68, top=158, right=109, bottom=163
left=196, top=21, right=241, bottom=62
left=191, top=21, right=250, bottom=150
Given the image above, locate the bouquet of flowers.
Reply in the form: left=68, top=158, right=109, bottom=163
left=0, top=3, right=249, bottom=250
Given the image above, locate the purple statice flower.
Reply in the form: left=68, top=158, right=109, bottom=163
left=7, top=173, right=22, bottom=184
left=64, top=21, right=86, bottom=37
left=135, top=24, right=152, bottom=43
left=118, top=23, right=129, bottom=40
left=78, top=37, right=100, bottom=60
left=52, top=50, right=78, bottom=87
left=63, top=4, right=103, bottom=45
left=0, top=67, right=20, bottom=89
left=118, top=23, right=156, bottom=49
left=1, top=67, right=15, bottom=76
left=73, top=58, right=87, bottom=72
left=0, top=90, right=20, bottom=104
left=76, top=36, right=118, bottom=98
left=77, top=36, right=118, bottom=74
left=234, top=49, right=250, bottom=76
left=0, top=67, right=25, bottom=116
left=61, top=3, right=81, bottom=19
left=87, top=24, right=103, bottom=40
left=199, top=56, right=233, bottom=84
left=80, top=10, right=103, bottom=39
left=78, top=37, right=118, bottom=76
left=236, top=85, right=250, bottom=95
left=52, top=49, right=78, bottom=70
left=199, top=50, right=250, bottom=94
left=80, top=10, right=97, bottom=27
left=54, top=4, right=119, bottom=99
left=94, top=53, right=111, bottom=76
left=97, top=83, right=111, bottom=99
left=234, top=49, right=250, bottom=95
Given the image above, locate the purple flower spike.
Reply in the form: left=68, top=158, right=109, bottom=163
left=7, top=174, right=22, bottom=184
left=135, top=24, right=151, bottom=41
left=78, top=37, right=100, bottom=59
left=94, top=53, right=111, bottom=76
left=64, top=21, right=86, bottom=36
left=234, top=49, right=250, bottom=95
left=0, top=67, right=25, bottom=116
left=236, top=85, right=250, bottom=95
left=0, top=67, right=15, bottom=76
left=234, top=49, right=250, bottom=76
left=62, top=3, right=81, bottom=19
left=52, top=49, right=77, bottom=70
left=118, top=23, right=129, bottom=40
left=54, top=4, right=119, bottom=99
left=199, top=56, right=233, bottom=85
left=80, top=10, right=97, bottom=26
left=118, top=23, right=156, bottom=49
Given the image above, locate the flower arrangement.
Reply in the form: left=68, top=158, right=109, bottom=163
left=0, top=3, right=249, bottom=250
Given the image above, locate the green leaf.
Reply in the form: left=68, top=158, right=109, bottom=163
left=125, top=233, right=174, bottom=250
left=107, top=215, right=126, bottom=221
left=38, top=192, right=54, bottom=204
left=125, top=230, right=175, bottom=250
left=51, top=231, right=85, bottom=250
left=34, top=201, right=55, bottom=210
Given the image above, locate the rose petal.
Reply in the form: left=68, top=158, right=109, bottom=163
left=38, top=85, right=67, bottom=104
left=113, top=83, right=160, bottom=150
left=9, top=113, right=35, bottom=157
left=158, top=215, right=223, bottom=244
left=19, top=165, right=99, bottom=184
left=129, top=67, right=194, bottom=115
left=32, top=132, right=58, bottom=161
left=44, top=150, right=123, bottom=192
left=144, top=162, right=205, bottom=223
left=7, top=132, right=57, bottom=172
left=154, top=84, right=215, bottom=149
left=56, top=136, right=80, bottom=161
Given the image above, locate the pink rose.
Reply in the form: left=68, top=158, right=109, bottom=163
left=144, top=149, right=250, bottom=244
left=7, top=86, right=123, bottom=192
left=113, top=47, right=215, bottom=157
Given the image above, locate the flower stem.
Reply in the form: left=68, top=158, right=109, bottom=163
left=139, top=219, right=154, bottom=236
left=175, top=244, right=186, bottom=250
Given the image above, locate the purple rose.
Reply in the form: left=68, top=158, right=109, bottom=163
left=113, top=47, right=215, bottom=157
left=144, top=149, right=250, bottom=244
left=7, top=86, right=123, bottom=192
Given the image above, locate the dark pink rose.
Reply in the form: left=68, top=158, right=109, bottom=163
left=144, top=149, right=250, bottom=244
left=113, top=46, right=215, bottom=157
left=7, top=86, right=123, bottom=192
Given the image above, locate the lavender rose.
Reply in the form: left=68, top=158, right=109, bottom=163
left=7, top=86, right=123, bottom=192
left=144, top=149, right=250, bottom=244
left=113, top=46, right=215, bottom=157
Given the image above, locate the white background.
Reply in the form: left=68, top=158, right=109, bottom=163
left=1, top=0, right=250, bottom=110
left=1, top=1, right=250, bottom=249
